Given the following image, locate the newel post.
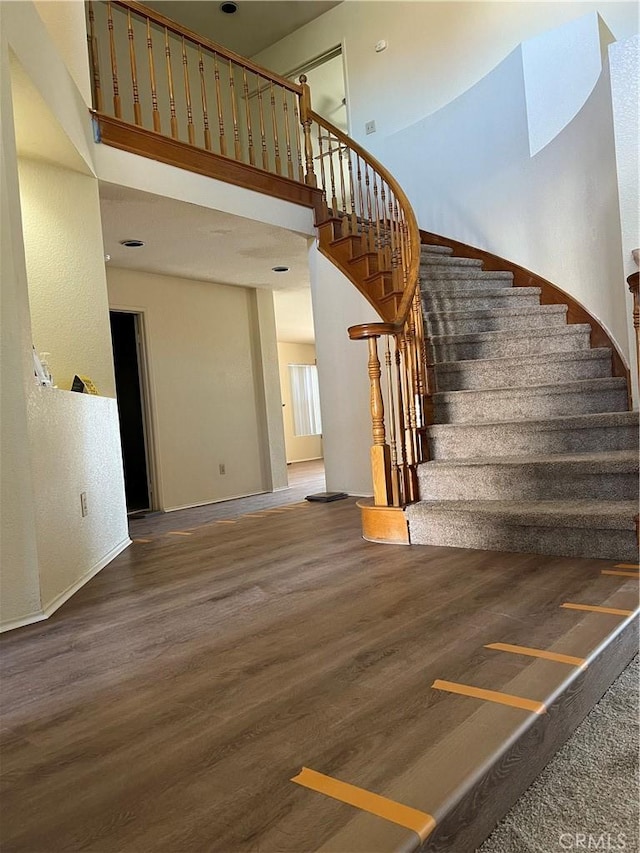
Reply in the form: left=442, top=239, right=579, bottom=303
left=298, top=75, right=317, bottom=187
left=366, top=335, right=393, bottom=507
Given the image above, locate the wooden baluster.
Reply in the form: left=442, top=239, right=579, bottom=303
left=628, top=271, right=640, bottom=392
left=367, top=336, right=393, bottom=506
left=256, top=75, right=268, bottom=170
left=281, top=88, right=294, bottom=178
left=213, top=53, right=226, bottom=156
left=87, top=1, right=103, bottom=112
left=298, top=75, right=316, bottom=187
left=198, top=47, right=211, bottom=150
left=106, top=2, right=121, bottom=118
left=347, top=151, right=357, bottom=235
left=394, top=338, right=409, bottom=505
left=316, top=126, right=327, bottom=208
left=380, top=181, right=391, bottom=268
left=338, top=144, right=348, bottom=236
left=229, top=60, right=242, bottom=161
left=356, top=155, right=365, bottom=242
left=181, top=37, right=195, bottom=145
left=364, top=163, right=374, bottom=252
left=372, top=171, right=382, bottom=267
left=384, top=336, right=401, bottom=507
left=146, top=18, right=161, bottom=133
left=242, top=69, right=255, bottom=166
left=164, top=28, right=178, bottom=138
left=387, top=190, right=398, bottom=273
left=269, top=81, right=281, bottom=175
left=327, top=134, right=338, bottom=215
left=126, top=9, right=142, bottom=125
left=292, top=95, right=304, bottom=182
left=401, top=325, right=419, bottom=502
left=397, top=334, right=415, bottom=501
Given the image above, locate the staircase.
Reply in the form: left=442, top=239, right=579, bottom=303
left=405, top=243, right=639, bottom=561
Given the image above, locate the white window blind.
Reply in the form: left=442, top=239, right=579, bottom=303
left=289, top=364, right=322, bottom=436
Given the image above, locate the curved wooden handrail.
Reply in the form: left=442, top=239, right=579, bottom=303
left=308, top=109, right=420, bottom=328
left=421, top=230, right=632, bottom=402
left=112, top=0, right=303, bottom=94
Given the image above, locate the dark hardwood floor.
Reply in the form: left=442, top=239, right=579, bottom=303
left=1, top=466, right=637, bottom=852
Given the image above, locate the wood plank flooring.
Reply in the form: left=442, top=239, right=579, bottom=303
left=1, top=467, right=637, bottom=852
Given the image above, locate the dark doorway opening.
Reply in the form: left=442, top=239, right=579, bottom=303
left=109, top=311, right=151, bottom=513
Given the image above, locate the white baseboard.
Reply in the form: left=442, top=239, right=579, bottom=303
left=0, top=609, right=48, bottom=633
left=42, top=537, right=132, bottom=617
left=0, top=537, right=131, bottom=633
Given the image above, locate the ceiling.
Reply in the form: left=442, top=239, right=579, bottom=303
left=144, top=1, right=341, bottom=58
left=100, top=183, right=316, bottom=343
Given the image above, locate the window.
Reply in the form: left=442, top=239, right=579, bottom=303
left=288, top=364, right=322, bottom=436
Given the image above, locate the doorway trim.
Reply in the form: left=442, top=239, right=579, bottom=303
left=110, top=306, right=159, bottom=512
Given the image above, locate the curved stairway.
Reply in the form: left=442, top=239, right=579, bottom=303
left=406, top=243, right=640, bottom=561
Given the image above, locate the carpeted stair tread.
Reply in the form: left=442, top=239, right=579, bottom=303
left=416, top=450, right=638, bottom=501
left=432, top=377, right=629, bottom=422
left=405, top=499, right=638, bottom=529
left=428, top=410, right=638, bottom=434
left=431, top=324, right=591, bottom=347
left=421, top=244, right=453, bottom=255
left=421, top=269, right=514, bottom=281
left=421, top=449, right=638, bottom=471
left=434, top=348, right=613, bottom=391
left=421, top=255, right=483, bottom=267
left=430, top=324, right=591, bottom=361
left=422, top=276, right=515, bottom=289
left=425, top=304, right=567, bottom=335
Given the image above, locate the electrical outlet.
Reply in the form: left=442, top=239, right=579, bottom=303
left=80, top=492, right=88, bottom=517
left=365, top=120, right=376, bottom=135
left=219, top=463, right=226, bottom=475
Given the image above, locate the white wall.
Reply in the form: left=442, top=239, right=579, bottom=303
left=309, top=247, right=378, bottom=496
left=107, top=267, right=286, bottom=510
left=254, top=2, right=637, bottom=152
left=277, top=342, right=323, bottom=463
left=0, top=18, right=42, bottom=628
left=1, top=1, right=129, bottom=631
left=18, top=158, right=116, bottom=396
left=34, top=0, right=92, bottom=107
left=610, top=35, right=640, bottom=404
left=29, top=390, right=129, bottom=612
left=384, top=28, right=630, bottom=364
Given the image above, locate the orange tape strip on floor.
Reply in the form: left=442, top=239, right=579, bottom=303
left=614, top=563, right=640, bottom=570
left=485, top=642, right=587, bottom=668
left=291, top=767, right=436, bottom=842
left=601, top=570, right=640, bottom=579
left=561, top=602, right=635, bottom=617
left=167, top=531, right=192, bottom=536
left=133, top=538, right=151, bottom=543
left=215, top=520, right=237, bottom=524
left=431, top=679, right=546, bottom=714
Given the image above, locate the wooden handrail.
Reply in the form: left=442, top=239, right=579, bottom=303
left=307, top=109, right=420, bottom=327
left=112, top=0, right=303, bottom=94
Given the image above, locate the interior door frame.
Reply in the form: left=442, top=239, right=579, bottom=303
left=110, top=307, right=159, bottom=512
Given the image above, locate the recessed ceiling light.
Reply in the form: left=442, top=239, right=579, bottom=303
left=272, top=265, right=289, bottom=273
left=220, top=2, right=238, bottom=13
left=120, top=239, right=145, bottom=248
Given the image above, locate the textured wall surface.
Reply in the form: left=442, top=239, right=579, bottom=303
left=18, top=159, right=117, bottom=397
left=108, top=267, right=276, bottom=510
left=610, top=35, right=640, bottom=404
left=28, top=389, right=129, bottom=611
left=384, top=41, right=629, bottom=363
left=308, top=247, right=377, bottom=497
left=33, top=0, right=92, bottom=106
left=0, top=15, right=42, bottom=628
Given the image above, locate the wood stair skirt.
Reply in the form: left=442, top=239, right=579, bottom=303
left=405, top=242, right=639, bottom=562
